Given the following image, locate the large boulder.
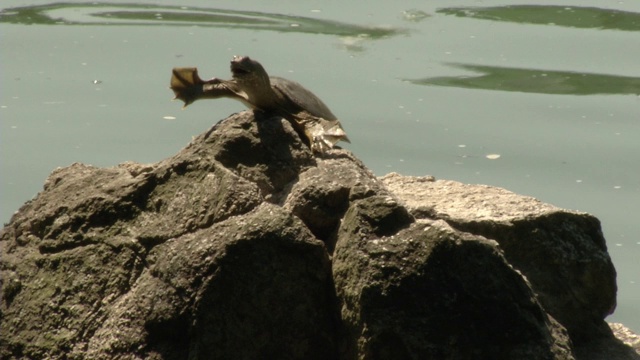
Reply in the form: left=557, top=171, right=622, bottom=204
left=333, top=212, right=573, bottom=359
left=1, top=112, right=336, bottom=360
left=1, top=111, right=637, bottom=359
left=84, top=203, right=339, bottom=359
left=381, top=174, right=618, bottom=343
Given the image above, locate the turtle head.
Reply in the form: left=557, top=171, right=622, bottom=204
left=230, top=56, right=270, bottom=86
left=229, top=56, right=275, bottom=108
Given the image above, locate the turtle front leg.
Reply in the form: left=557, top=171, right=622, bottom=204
left=170, top=67, right=208, bottom=108
left=201, top=78, right=245, bottom=102
left=170, top=67, right=246, bottom=109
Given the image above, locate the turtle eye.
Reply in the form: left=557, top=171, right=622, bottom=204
left=231, top=62, right=251, bottom=76
left=233, top=68, right=250, bottom=75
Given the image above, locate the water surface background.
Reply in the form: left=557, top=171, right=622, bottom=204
left=2, top=0, right=639, bottom=332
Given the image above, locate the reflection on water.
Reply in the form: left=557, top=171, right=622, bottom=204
left=407, top=64, right=640, bottom=95
left=438, top=5, right=640, bottom=32
left=0, top=2, right=404, bottom=40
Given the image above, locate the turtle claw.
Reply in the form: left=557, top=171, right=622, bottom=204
left=306, top=120, right=350, bottom=154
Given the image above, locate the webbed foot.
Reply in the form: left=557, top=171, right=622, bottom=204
left=170, top=67, right=205, bottom=108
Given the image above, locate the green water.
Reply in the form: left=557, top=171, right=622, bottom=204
left=1, top=0, right=639, bottom=332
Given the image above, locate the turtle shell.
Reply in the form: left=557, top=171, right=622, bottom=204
left=270, top=77, right=338, bottom=121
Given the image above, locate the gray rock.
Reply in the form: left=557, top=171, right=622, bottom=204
left=84, top=203, right=339, bottom=360
left=1, top=112, right=337, bottom=360
left=1, top=111, right=637, bottom=360
left=574, top=323, right=640, bottom=360
left=334, top=206, right=573, bottom=359
left=281, top=154, right=384, bottom=252
left=380, top=174, right=618, bottom=343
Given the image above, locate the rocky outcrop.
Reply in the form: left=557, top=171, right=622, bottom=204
left=381, top=174, right=618, bottom=343
left=1, top=111, right=637, bottom=360
left=334, top=216, right=573, bottom=359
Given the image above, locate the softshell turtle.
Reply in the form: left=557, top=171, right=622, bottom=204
left=170, top=56, right=350, bottom=153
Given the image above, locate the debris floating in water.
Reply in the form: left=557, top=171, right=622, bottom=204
left=163, top=116, right=176, bottom=120
left=402, top=9, right=430, bottom=22
left=92, top=80, right=102, bottom=84
left=485, top=154, right=501, bottom=160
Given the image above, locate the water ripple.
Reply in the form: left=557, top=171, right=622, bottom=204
left=0, top=2, right=404, bottom=39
